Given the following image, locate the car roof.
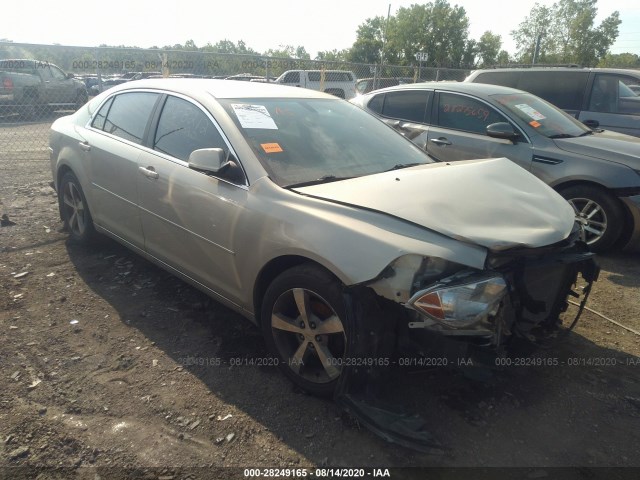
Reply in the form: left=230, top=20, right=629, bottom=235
left=366, top=81, right=527, bottom=96
left=107, top=78, right=335, bottom=99
left=468, top=67, right=640, bottom=77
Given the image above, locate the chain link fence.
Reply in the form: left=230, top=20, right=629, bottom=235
left=0, top=42, right=469, bottom=167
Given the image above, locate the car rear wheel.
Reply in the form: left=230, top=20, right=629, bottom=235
left=59, top=172, right=95, bottom=243
left=261, top=264, right=349, bottom=396
left=558, top=185, right=624, bottom=252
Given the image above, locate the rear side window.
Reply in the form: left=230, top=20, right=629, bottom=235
left=437, top=92, right=506, bottom=134
left=380, top=90, right=431, bottom=123
left=99, top=92, right=159, bottom=143
left=91, top=96, right=114, bottom=130
left=153, top=96, right=227, bottom=161
left=517, top=71, right=588, bottom=111
left=367, top=94, right=384, bottom=114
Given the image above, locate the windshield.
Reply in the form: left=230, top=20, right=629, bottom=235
left=219, top=98, right=434, bottom=187
left=491, top=92, right=590, bottom=138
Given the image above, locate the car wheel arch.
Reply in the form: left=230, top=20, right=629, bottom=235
left=252, top=256, right=346, bottom=326
left=554, top=180, right=628, bottom=251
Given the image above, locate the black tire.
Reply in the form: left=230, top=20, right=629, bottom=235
left=261, top=264, right=349, bottom=396
left=75, top=89, right=88, bottom=110
left=558, top=184, right=624, bottom=253
left=59, top=172, right=95, bottom=243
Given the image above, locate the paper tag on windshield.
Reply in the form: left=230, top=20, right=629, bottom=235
left=261, top=143, right=283, bottom=153
left=232, top=104, right=278, bottom=129
left=515, top=104, right=546, bottom=121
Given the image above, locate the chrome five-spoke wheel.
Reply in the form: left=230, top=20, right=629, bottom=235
left=262, top=265, right=349, bottom=396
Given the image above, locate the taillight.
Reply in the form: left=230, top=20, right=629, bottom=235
left=2, top=78, right=13, bottom=89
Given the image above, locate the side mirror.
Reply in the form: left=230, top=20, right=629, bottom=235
left=66, top=72, right=75, bottom=79
left=188, top=148, right=244, bottom=182
left=486, top=122, right=519, bottom=140
left=188, top=148, right=230, bottom=174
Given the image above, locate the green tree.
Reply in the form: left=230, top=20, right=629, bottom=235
left=315, top=49, right=349, bottom=62
left=512, top=0, right=620, bottom=66
left=476, top=31, right=502, bottom=67
left=347, top=16, right=390, bottom=64
left=389, top=0, right=471, bottom=67
left=598, top=52, right=640, bottom=68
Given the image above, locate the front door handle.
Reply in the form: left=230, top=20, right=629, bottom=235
left=430, top=137, right=452, bottom=146
left=139, top=166, right=159, bottom=179
left=79, top=141, right=91, bottom=152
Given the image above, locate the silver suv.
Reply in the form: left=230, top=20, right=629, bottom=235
left=465, top=67, right=640, bottom=137
left=351, top=82, right=640, bottom=252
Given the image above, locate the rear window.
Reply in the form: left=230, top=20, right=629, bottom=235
left=472, top=71, right=520, bottom=88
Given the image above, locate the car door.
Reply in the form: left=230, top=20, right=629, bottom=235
left=83, top=91, right=161, bottom=248
left=427, top=91, right=533, bottom=170
left=579, top=73, right=640, bottom=136
left=136, top=94, right=249, bottom=301
left=368, top=90, right=432, bottom=149
left=48, top=65, right=77, bottom=104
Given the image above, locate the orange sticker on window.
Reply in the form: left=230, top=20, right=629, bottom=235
left=529, top=120, right=541, bottom=128
left=261, top=143, right=283, bottom=153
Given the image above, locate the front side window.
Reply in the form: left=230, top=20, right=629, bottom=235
left=588, top=74, right=640, bottom=115
left=153, top=96, right=227, bottom=161
left=437, top=92, right=505, bottom=134
left=381, top=90, right=430, bottom=123
left=282, top=72, right=300, bottom=83
left=50, top=66, right=67, bottom=80
left=100, top=92, right=159, bottom=143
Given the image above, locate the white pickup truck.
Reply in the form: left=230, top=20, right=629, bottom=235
left=274, top=70, right=357, bottom=99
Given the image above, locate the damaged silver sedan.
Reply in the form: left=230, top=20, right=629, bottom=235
left=50, top=79, right=598, bottom=399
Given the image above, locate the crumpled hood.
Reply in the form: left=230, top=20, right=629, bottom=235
left=553, top=131, right=640, bottom=168
left=294, top=158, right=575, bottom=251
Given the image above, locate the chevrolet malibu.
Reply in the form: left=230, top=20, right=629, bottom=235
left=50, top=79, right=598, bottom=395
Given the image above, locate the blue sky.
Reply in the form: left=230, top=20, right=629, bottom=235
left=2, top=0, right=638, bottom=57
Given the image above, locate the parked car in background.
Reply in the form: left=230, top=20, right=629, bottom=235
left=89, top=77, right=129, bottom=95
left=225, top=73, right=267, bottom=82
left=274, top=70, right=357, bottom=99
left=352, top=82, right=640, bottom=252
left=356, top=77, right=413, bottom=95
left=50, top=79, right=597, bottom=395
left=0, top=59, right=88, bottom=117
left=465, top=67, right=640, bottom=137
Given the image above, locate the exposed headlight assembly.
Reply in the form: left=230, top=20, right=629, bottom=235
left=408, top=273, right=507, bottom=328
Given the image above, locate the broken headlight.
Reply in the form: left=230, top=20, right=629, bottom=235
left=408, top=273, right=507, bottom=328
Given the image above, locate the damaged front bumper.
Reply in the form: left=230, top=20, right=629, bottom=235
left=368, top=238, right=599, bottom=349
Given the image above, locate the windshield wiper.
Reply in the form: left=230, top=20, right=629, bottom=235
left=286, top=175, right=353, bottom=188
left=578, top=130, right=594, bottom=137
left=384, top=162, right=423, bottom=172
left=548, top=133, right=576, bottom=139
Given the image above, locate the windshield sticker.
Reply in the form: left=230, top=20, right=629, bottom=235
left=529, top=120, right=541, bottom=128
left=261, top=142, right=283, bottom=153
left=231, top=104, right=278, bottom=129
left=514, top=104, right=546, bottom=121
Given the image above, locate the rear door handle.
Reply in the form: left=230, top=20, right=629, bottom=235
left=139, top=166, right=159, bottom=179
left=430, top=137, right=452, bottom=146
left=79, top=141, right=91, bottom=152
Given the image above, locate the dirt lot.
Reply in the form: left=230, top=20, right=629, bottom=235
left=1, top=120, right=640, bottom=479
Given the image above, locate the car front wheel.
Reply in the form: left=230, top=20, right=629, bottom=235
left=558, top=185, right=624, bottom=252
left=59, top=171, right=95, bottom=243
left=261, top=264, right=349, bottom=396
